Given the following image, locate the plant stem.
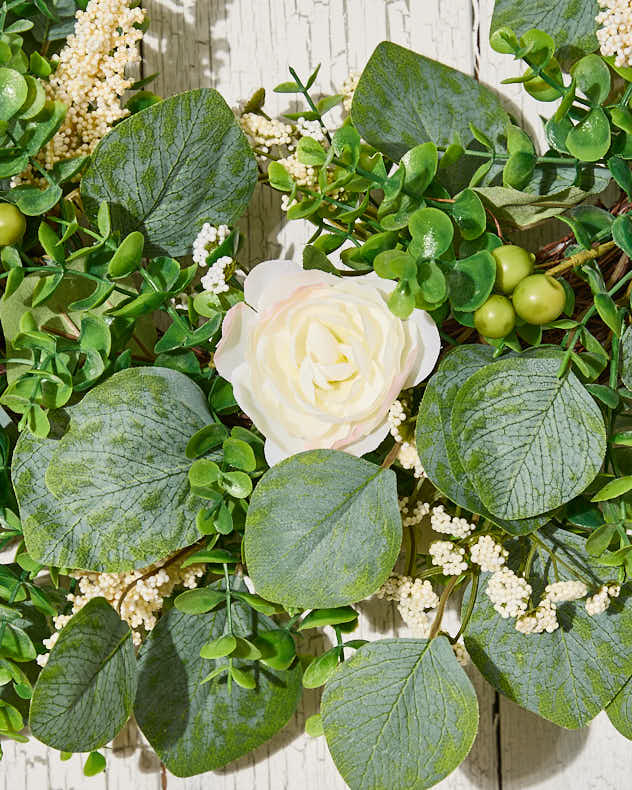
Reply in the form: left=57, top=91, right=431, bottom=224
left=452, top=572, right=479, bottom=643
left=547, top=241, right=617, bottom=276
left=428, top=575, right=460, bottom=639
left=288, top=67, right=332, bottom=143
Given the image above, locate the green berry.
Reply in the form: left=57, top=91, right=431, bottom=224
left=512, top=274, right=566, bottom=325
left=492, top=244, right=535, bottom=294
left=0, top=204, right=26, bottom=247
left=474, top=295, right=516, bottom=338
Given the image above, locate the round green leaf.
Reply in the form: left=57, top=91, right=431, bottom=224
left=81, top=90, right=257, bottom=257
left=566, top=108, right=611, bottom=162
left=185, top=422, right=228, bottom=459
left=443, top=250, right=496, bottom=312
left=416, top=346, right=559, bottom=536
left=222, top=437, right=256, bottom=472
left=254, top=629, right=296, bottom=671
left=452, top=353, right=606, bottom=519
left=408, top=207, right=454, bottom=258
left=13, top=368, right=213, bottom=572
left=573, top=54, right=611, bottom=105
left=244, top=450, right=401, bottom=608
left=174, top=587, right=225, bottom=614
left=452, top=189, right=486, bottom=240
left=321, top=638, right=478, bottom=790
left=29, top=599, right=136, bottom=751
left=401, top=142, right=437, bottom=198
left=465, top=527, right=632, bottom=728
left=220, top=470, right=252, bottom=499
left=0, top=68, right=27, bottom=121
left=107, top=231, right=144, bottom=279
left=298, top=606, right=359, bottom=630
left=373, top=249, right=416, bottom=280
left=134, top=582, right=302, bottom=776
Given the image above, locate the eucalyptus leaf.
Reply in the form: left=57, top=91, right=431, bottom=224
left=244, top=450, right=401, bottom=608
left=81, top=89, right=257, bottom=256
left=29, top=598, right=136, bottom=752
left=490, top=1, right=599, bottom=59
left=321, top=637, right=478, bottom=790
left=134, top=582, right=301, bottom=776
left=12, top=368, right=212, bottom=572
left=351, top=41, right=508, bottom=162
left=465, top=527, right=632, bottom=728
left=452, top=353, right=606, bottom=519
left=416, top=345, right=550, bottom=535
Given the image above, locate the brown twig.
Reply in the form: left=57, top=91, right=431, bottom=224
left=161, top=762, right=168, bottom=790
left=116, top=540, right=205, bottom=615
left=381, top=442, right=401, bottom=470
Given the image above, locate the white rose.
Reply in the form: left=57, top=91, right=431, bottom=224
left=214, top=259, right=441, bottom=465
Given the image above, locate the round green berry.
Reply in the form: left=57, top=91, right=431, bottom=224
left=474, top=295, right=516, bottom=338
left=492, top=244, right=535, bottom=294
left=512, top=274, right=566, bottom=325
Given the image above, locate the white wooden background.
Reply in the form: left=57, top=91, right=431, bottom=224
left=3, top=1, right=632, bottom=788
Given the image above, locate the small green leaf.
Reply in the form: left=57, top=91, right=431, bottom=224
left=0, top=68, right=28, bottom=121
left=185, top=423, right=228, bottom=459
left=452, top=189, right=486, bottom=240
left=566, top=108, right=611, bottom=162
left=296, top=136, right=327, bottom=166
left=220, top=470, right=252, bottom=499
left=199, top=634, right=236, bottom=659
left=401, top=142, right=437, bottom=198
left=267, top=161, right=294, bottom=192
left=442, top=250, right=496, bottom=312
left=302, top=648, right=339, bottom=688
left=408, top=207, right=454, bottom=258
left=223, top=437, right=256, bottom=472
left=254, top=629, right=296, bottom=670
left=305, top=713, right=324, bottom=737
left=83, top=752, right=106, bottom=777
left=230, top=665, right=256, bottom=690
left=107, top=231, right=144, bottom=278
left=586, top=523, right=617, bottom=556
left=298, top=607, right=358, bottom=630
left=174, top=588, right=226, bottom=614
left=573, top=54, right=611, bottom=105
left=592, top=476, right=632, bottom=502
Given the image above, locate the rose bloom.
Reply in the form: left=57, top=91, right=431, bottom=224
left=214, top=259, right=440, bottom=465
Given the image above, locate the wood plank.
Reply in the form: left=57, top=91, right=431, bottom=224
left=500, top=702, right=632, bottom=790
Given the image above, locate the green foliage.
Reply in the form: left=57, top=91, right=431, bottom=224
left=351, top=41, right=509, bottom=162
left=134, top=582, right=301, bottom=777
left=465, top=528, right=632, bottom=728
left=490, top=1, right=599, bottom=59
left=12, top=367, right=212, bottom=571
left=244, top=450, right=401, bottom=608
left=416, top=346, right=551, bottom=535
left=81, top=90, right=257, bottom=256
left=30, top=598, right=136, bottom=751
left=452, top=353, right=606, bottom=519
left=321, top=638, right=478, bottom=790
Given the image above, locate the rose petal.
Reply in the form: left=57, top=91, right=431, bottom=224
left=244, top=259, right=334, bottom=312
left=404, top=309, right=441, bottom=387
left=213, top=302, right=256, bottom=383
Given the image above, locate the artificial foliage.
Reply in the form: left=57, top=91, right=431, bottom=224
left=2, top=0, right=632, bottom=788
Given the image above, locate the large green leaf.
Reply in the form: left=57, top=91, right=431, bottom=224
left=30, top=598, right=136, bottom=751
left=607, top=677, right=632, bottom=739
left=465, top=527, right=632, bottom=728
left=351, top=41, right=508, bottom=162
left=321, top=637, right=478, bottom=790
left=244, top=450, right=401, bottom=608
left=416, top=345, right=549, bottom=535
left=452, top=353, right=606, bottom=519
left=491, top=0, right=599, bottom=60
left=12, top=367, right=210, bottom=571
left=622, top=325, right=632, bottom=391
left=134, top=582, right=301, bottom=776
left=474, top=177, right=611, bottom=230
left=81, top=89, right=257, bottom=256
